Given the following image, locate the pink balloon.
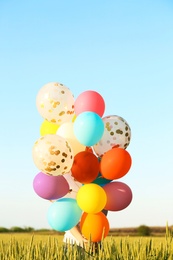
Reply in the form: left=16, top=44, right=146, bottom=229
left=33, top=172, right=70, bottom=200
left=74, top=90, right=105, bottom=117
left=103, top=182, right=132, bottom=211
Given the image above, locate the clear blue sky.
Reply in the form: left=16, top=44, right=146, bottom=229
left=0, top=0, right=173, bottom=229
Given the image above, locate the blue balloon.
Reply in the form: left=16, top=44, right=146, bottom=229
left=92, top=173, right=112, bottom=186
left=47, top=198, right=82, bottom=231
left=73, top=111, right=104, bottom=146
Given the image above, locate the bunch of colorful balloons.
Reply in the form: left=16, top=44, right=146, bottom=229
left=32, top=82, right=132, bottom=242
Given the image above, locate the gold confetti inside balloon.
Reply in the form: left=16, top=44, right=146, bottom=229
left=93, top=115, right=131, bottom=157
left=36, top=82, right=75, bottom=125
left=32, top=134, right=74, bottom=176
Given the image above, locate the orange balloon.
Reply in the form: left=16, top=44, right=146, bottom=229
left=80, top=212, right=110, bottom=242
left=71, top=151, right=100, bottom=184
left=100, top=148, right=132, bottom=180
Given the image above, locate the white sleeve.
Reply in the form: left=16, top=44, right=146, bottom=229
left=63, top=230, right=80, bottom=245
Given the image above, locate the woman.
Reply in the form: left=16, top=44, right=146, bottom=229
left=63, top=223, right=88, bottom=247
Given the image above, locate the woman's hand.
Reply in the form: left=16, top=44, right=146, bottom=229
left=70, top=225, right=88, bottom=247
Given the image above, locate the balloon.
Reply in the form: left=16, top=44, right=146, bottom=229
left=57, top=122, right=85, bottom=156
left=103, top=181, right=133, bottom=211
left=47, top=198, right=82, bottom=231
left=40, top=120, right=59, bottom=136
left=33, top=172, right=70, bottom=200
left=63, top=172, right=82, bottom=199
left=74, top=90, right=105, bottom=117
left=72, top=114, right=77, bottom=122
left=93, top=115, right=131, bottom=157
left=85, top=146, right=94, bottom=153
left=80, top=212, right=109, bottom=242
left=77, top=183, right=107, bottom=213
left=71, top=151, right=100, bottom=184
left=73, top=112, right=104, bottom=146
left=92, top=173, right=112, bottom=187
left=36, top=82, right=75, bottom=125
left=32, top=134, right=74, bottom=176
left=100, top=148, right=132, bottom=180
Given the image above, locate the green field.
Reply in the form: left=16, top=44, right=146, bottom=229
left=0, top=231, right=173, bottom=260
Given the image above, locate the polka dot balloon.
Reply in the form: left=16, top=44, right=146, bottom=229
left=36, top=82, right=75, bottom=125
left=93, top=115, right=131, bottom=157
left=32, top=134, right=74, bottom=176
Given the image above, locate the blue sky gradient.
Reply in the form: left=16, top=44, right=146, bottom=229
left=0, top=0, right=173, bottom=229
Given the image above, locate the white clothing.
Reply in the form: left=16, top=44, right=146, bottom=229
left=63, top=230, right=80, bottom=246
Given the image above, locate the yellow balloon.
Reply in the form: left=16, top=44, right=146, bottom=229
left=77, top=184, right=107, bottom=213
left=72, top=114, right=77, bottom=122
left=40, top=120, right=59, bottom=136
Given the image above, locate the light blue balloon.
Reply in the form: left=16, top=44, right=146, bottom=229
left=47, top=198, right=82, bottom=231
left=73, top=111, right=104, bottom=146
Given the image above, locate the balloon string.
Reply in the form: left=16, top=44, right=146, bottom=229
left=69, top=189, right=78, bottom=194
left=76, top=183, right=81, bottom=188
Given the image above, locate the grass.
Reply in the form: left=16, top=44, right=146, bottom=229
left=0, top=229, right=172, bottom=260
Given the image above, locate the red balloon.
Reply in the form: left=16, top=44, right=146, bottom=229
left=71, top=151, right=100, bottom=184
left=103, top=181, right=133, bottom=211
left=80, top=212, right=110, bottom=242
left=100, top=148, right=132, bottom=180
left=85, top=146, right=94, bottom=153
left=74, top=90, right=105, bottom=117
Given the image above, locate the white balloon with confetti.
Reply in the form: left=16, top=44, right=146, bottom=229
left=93, top=115, right=131, bottom=157
left=36, top=82, right=75, bottom=125
left=32, top=134, right=74, bottom=176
